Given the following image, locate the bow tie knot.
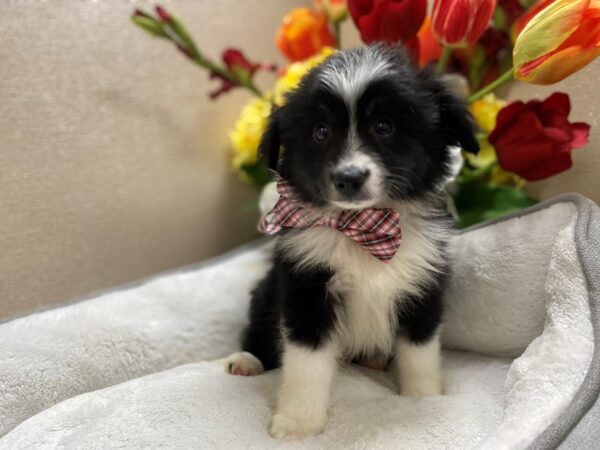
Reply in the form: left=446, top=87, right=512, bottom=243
left=258, top=180, right=402, bottom=262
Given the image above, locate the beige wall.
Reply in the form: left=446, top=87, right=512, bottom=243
left=1, top=3, right=598, bottom=320
left=0, top=0, right=308, bottom=320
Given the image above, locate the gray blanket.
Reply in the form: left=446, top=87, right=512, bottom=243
left=0, top=194, right=598, bottom=449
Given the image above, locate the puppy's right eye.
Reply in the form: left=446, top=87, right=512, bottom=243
left=373, top=118, right=395, bottom=137
left=313, top=123, right=329, bottom=143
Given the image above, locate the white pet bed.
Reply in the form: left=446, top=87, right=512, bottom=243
left=0, top=194, right=599, bottom=450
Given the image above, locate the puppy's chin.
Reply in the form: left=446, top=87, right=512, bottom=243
left=329, top=198, right=380, bottom=210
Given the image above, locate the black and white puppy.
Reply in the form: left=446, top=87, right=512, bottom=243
left=218, top=44, right=478, bottom=439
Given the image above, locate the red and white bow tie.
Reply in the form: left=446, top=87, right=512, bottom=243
left=258, top=180, right=402, bottom=262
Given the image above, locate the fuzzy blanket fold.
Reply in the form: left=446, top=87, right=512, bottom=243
left=1, top=194, right=598, bottom=449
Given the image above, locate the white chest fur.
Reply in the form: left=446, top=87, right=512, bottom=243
left=280, top=203, right=449, bottom=357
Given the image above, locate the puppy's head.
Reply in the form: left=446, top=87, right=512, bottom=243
left=260, top=44, right=478, bottom=210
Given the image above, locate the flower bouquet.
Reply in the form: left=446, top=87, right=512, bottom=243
left=132, top=0, right=597, bottom=227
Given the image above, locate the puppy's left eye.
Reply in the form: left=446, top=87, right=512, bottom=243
left=373, top=118, right=395, bottom=137
left=313, top=123, right=330, bottom=143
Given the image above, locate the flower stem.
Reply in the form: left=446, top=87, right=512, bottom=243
left=245, top=82, right=264, bottom=97
left=435, top=46, right=452, bottom=75
left=135, top=8, right=264, bottom=98
left=179, top=39, right=264, bottom=97
left=468, top=67, right=514, bottom=103
left=333, top=21, right=342, bottom=49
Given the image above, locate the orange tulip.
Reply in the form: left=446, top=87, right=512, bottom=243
left=511, top=0, right=556, bottom=40
left=513, top=0, right=600, bottom=84
left=417, top=16, right=444, bottom=68
left=276, top=8, right=337, bottom=62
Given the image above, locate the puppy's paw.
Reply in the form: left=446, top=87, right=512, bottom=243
left=269, top=412, right=327, bottom=440
left=400, top=374, right=443, bottom=397
left=217, top=352, right=264, bottom=376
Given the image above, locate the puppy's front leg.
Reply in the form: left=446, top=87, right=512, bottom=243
left=269, top=257, right=337, bottom=439
left=270, top=341, right=337, bottom=440
left=394, top=282, right=444, bottom=396
left=394, top=334, right=442, bottom=396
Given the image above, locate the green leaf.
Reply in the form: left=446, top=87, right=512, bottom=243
left=454, top=183, right=537, bottom=228
left=240, top=161, right=271, bottom=187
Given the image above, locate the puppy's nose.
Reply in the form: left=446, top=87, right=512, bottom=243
left=332, top=166, right=370, bottom=197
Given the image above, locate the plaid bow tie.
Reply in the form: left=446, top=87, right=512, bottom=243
left=258, top=180, right=402, bottom=262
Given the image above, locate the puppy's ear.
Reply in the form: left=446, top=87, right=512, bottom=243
left=259, top=108, right=282, bottom=171
left=435, top=83, right=480, bottom=154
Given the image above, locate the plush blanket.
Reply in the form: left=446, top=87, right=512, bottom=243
left=1, top=194, right=599, bottom=449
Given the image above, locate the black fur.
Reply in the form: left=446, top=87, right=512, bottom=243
left=260, top=47, right=478, bottom=206
left=395, top=265, right=448, bottom=344
left=242, top=253, right=336, bottom=370
left=245, top=45, right=478, bottom=370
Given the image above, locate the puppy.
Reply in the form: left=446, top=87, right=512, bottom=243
left=219, top=44, right=478, bottom=439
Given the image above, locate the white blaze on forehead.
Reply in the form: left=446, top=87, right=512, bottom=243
left=317, top=47, right=394, bottom=209
left=318, top=48, right=394, bottom=106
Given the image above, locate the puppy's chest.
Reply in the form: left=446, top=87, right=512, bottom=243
left=282, top=219, right=445, bottom=354
left=327, top=269, right=398, bottom=355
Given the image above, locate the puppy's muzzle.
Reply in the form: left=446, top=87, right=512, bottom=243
left=332, top=166, right=370, bottom=198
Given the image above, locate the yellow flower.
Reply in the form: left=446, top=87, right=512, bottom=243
left=229, top=47, right=335, bottom=179
left=466, top=94, right=506, bottom=168
left=229, top=97, right=272, bottom=170
left=273, top=47, right=335, bottom=105
left=470, top=93, right=506, bottom=133
left=467, top=138, right=497, bottom=168
left=490, top=165, right=527, bottom=188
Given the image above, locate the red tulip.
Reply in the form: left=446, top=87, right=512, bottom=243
left=432, top=0, right=497, bottom=47
left=348, top=0, right=427, bottom=44
left=489, top=93, right=590, bottom=181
